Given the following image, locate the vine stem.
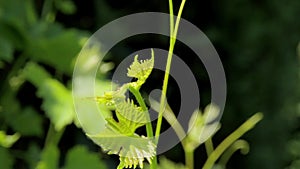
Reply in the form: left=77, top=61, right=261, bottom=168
left=128, top=86, right=156, bottom=169
left=155, top=0, right=187, bottom=141
left=218, top=140, right=249, bottom=166
left=204, top=138, right=214, bottom=156
left=184, top=148, right=194, bottom=169
left=128, top=86, right=153, bottom=137
left=202, top=113, right=263, bottom=169
left=152, top=0, right=186, bottom=168
left=44, top=124, right=65, bottom=147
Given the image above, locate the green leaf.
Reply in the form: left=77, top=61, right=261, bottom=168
left=55, top=0, right=77, bottom=15
left=114, top=98, right=148, bottom=132
left=0, top=131, right=20, bottom=148
left=89, top=95, right=155, bottom=168
left=0, top=147, right=14, bottom=169
left=0, top=38, right=14, bottom=62
left=289, top=160, right=300, bottom=169
left=23, top=62, right=52, bottom=87
left=38, top=79, right=74, bottom=131
left=127, top=50, right=154, bottom=88
left=288, top=137, right=300, bottom=158
left=25, top=144, right=41, bottom=169
left=27, top=29, right=83, bottom=74
left=62, top=146, right=107, bottom=169
left=23, top=62, right=74, bottom=131
left=88, top=130, right=156, bottom=169
left=36, top=145, right=59, bottom=169
left=85, top=52, right=156, bottom=168
left=0, top=0, right=37, bottom=26
left=10, top=107, right=43, bottom=137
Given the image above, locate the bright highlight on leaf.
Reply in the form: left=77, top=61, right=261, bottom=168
left=127, top=50, right=154, bottom=89
left=0, top=131, right=20, bottom=148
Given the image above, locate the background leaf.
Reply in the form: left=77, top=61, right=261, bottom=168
left=24, top=62, right=74, bottom=131
left=62, top=146, right=107, bottom=169
left=9, top=107, right=43, bottom=137
left=0, top=147, right=14, bottom=169
left=36, top=145, right=59, bottom=169
left=0, top=131, right=20, bottom=148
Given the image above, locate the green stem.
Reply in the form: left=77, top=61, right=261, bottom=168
left=128, top=86, right=153, bottom=137
left=155, top=0, right=187, bottom=140
left=168, top=0, right=174, bottom=40
left=184, top=148, right=194, bottom=169
left=204, top=138, right=214, bottom=157
left=44, top=124, right=65, bottom=147
left=128, top=86, right=156, bottom=168
left=218, top=140, right=249, bottom=167
left=202, top=113, right=263, bottom=169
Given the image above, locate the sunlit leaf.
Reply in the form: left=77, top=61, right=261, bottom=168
left=24, top=62, right=74, bottom=131
left=0, top=131, right=20, bottom=148
left=89, top=97, right=156, bottom=169
left=85, top=52, right=156, bottom=168
left=127, top=50, right=154, bottom=88
left=89, top=130, right=156, bottom=169
left=23, top=62, right=52, bottom=87
left=115, top=98, right=148, bottom=130
left=38, top=79, right=74, bottom=131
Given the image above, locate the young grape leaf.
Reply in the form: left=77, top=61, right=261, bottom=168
left=89, top=52, right=156, bottom=168
left=88, top=98, right=155, bottom=169
left=88, top=130, right=155, bottom=169
left=127, top=50, right=154, bottom=89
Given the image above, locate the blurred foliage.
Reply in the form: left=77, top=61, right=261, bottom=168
left=0, top=0, right=109, bottom=169
left=0, top=0, right=299, bottom=169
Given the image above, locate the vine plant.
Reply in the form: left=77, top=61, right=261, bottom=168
left=87, top=0, right=263, bottom=169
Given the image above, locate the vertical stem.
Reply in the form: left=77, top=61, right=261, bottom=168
left=44, top=124, right=65, bottom=147
left=128, top=86, right=153, bottom=137
left=184, top=148, right=194, bottom=169
left=155, top=0, right=187, bottom=140
left=168, top=0, right=174, bottom=41
left=204, top=138, right=214, bottom=156
left=128, top=86, right=156, bottom=169
left=153, top=1, right=187, bottom=168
